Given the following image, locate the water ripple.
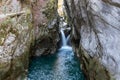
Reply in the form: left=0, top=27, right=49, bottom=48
left=28, top=48, right=85, bottom=80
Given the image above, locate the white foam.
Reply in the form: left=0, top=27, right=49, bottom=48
left=59, top=46, right=72, bottom=51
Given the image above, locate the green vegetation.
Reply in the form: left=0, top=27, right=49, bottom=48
left=0, top=17, right=12, bottom=45
left=42, top=0, right=58, bottom=20
left=0, top=10, right=31, bottom=45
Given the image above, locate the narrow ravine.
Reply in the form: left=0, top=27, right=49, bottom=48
left=28, top=29, right=85, bottom=80
left=0, top=0, right=120, bottom=80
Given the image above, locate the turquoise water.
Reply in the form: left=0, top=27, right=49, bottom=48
left=28, top=47, right=85, bottom=80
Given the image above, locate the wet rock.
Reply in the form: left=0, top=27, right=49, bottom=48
left=64, top=0, right=120, bottom=80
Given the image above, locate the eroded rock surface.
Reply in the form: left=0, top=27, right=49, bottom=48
left=0, top=0, right=33, bottom=80
left=0, top=0, right=59, bottom=79
left=64, top=0, right=120, bottom=80
left=32, top=0, right=60, bottom=56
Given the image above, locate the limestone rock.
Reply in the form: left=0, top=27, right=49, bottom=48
left=0, top=0, right=61, bottom=79
left=0, top=0, right=34, bottom=80
left=64, top=0, right=120, bottom=80
left=32, top=0, right=60, bottom=56
left=0, top=0, right=60, bottom=79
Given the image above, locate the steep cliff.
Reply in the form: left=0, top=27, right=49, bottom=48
left=64, top=0, right=120, bottom=80
left=0, top=0, right=33, bottom=80
left=0, top=0, right=59, bottom=79
left=32, top=0, right=60, bottom=56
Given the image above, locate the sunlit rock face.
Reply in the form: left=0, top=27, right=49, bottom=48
left=0, top=0, right=33, bottom=80
left=64, top=0, right=120, bottom=80
left=58, top=0, right=64, bottom=17
left=32, top=0, right=60, bottom=56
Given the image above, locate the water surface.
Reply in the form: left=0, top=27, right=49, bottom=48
left=28, top=47, right=85, bottom=80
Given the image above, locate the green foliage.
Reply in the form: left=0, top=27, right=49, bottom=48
left=0, top=17, right=19, bottom=45
left=0, top=18, right=11, bottom=45
left=42, top=0, right=57, bottom=20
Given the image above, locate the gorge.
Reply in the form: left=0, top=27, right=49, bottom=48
left=0, top=0, right=120, bottom=80
left=28, top=29, right=85, bottom=80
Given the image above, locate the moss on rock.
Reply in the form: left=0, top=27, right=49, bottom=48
left=43, top=0, right=58, bottom=20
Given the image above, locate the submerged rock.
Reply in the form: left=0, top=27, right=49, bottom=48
left=64, top=0, right=120, bottom=80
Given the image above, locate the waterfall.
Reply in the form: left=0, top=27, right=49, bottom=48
left=60, top=29, right=72, bottom=50
left=60, top=29, right=67, bottom=46
left=66, top=34, right=70, bottom=44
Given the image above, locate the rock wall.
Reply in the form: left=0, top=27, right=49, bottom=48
left=0, top=0, right=33, bottom=80
left=64, top=0, right=120, bottom=80
left=32, top=0, right=60, bottom=56
left=0, top=0, right=59, bottom=79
